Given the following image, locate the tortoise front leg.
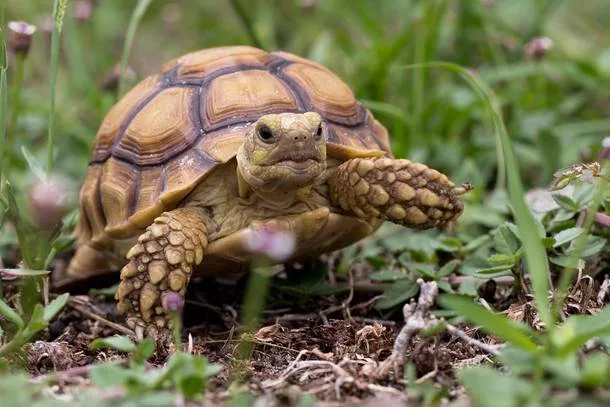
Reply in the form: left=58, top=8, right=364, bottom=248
left=328, top=157, right=470, bottom=229
left=115, top=207, right=208, bottom=341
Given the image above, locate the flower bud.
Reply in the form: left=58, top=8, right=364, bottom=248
left=40, top=17, right=55, bottom=48
left=28, top=175, right=71, bottom=229
left=7, top=21, right=37, bottom=56
left=242, top=225, right=296, bottom=262
left=74, top=0, right=95, bottom=23
left=162, top=291, right=184, bottom=312
left=300, top=0, right=318, bottom=10
left=524, top=36, right=553, bottom=60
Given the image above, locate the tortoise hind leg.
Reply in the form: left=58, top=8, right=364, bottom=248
left=115, top=208, right=208, bottom=343
left=328, top=157, right=471, bottom=229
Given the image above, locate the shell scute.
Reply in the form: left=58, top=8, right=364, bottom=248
left=204, top=70, right=299, bottom=128
left=100, top=159, right=140, bottom=237
left=163, top=46, right=268, bottom=81
left=92, top=75, right=161, bottom=162
left=76, top=164, right=106, bottom=244
left=281, top=62, right=361, bottom=125
left=116, top=87, right=197, bottom=166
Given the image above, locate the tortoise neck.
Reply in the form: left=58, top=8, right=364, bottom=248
left=236, top=163, right=315, bottom=209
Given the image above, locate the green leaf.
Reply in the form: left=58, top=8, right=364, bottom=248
left=496, top=346, right=536, bottom=376
left=436, top=259, right=459, bottom=278
left=462, top=234, right=492, bottom=252
left=436, top=236, right=462, bottom=252
left=0, top=268, right=52, bottom=277
left=549, top=256, right=584, bottom=269
left=552, top=227, right=585, bottom=247
left=178, top=374, right=205, bottom=399
left=133, top=339, right=155, bottom=364
left=579, top=352, right=610, bottom=389
left=0, top=298, right=24, bottom=330
left=487, top=254, right=516, bottom=265
left=369, top=268, right=409, bottom=282
left=375, top=279, right=419, bottom=310
left=42, top=293, right=69, bottom=322
left=578, top=235, right=607, bottom=258
left=28, top=303, right=46, bottom=325
left=20, top=146, right=46, bottom=181
left=439, top=294, right=538, bottom=352
left=90, top=363, right=135, bottom=388
left=91, top=336, right=137, bottom=353
left=205, top=363, right=223, bottom=378
left=414, top=266, right=436, bottom=279
left=550, top=306, right=610, bottom=357
left=552, top=193, right=579, bottom=212
left=475, top=264, right=514, bottom=275
left=491, top=223, right=521, bottom=255
left=458, top=366, right=534, bottom=407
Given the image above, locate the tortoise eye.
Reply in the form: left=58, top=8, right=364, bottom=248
left=257, top=125, right=275, bottom=143
left=315, top=124, right=323, bottom=139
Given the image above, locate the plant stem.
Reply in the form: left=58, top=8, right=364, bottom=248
left=118, top=0, right=154, bottom=98
left=552, top=160, right=610, bottom=319
left=0, top=18, right=8, bottom=183
left=47, top=0, right=67, bottom=175
left=234, top=261, right=273, bottom=368
left=5, top=53, right=25, bottom=171
left=411, top=16, right=425, bottom=143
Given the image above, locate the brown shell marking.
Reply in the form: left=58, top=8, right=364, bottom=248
left=162, top=46, right=268, bottom=80
left=92, top=75, right=161, bottom=162
left=81, top=46, right=392, bottom=241
left=203, top=70, right=298, bottom=127
left=115, top=87, right=198, bottom=165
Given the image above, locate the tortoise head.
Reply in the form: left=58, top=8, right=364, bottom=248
left=236, top=112, right=327, bottom=193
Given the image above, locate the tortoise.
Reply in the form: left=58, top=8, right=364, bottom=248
left=66, top=46, right=470, bottom=340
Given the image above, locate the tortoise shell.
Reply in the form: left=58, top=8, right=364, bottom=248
left=78, top=46, right=392, bottom=247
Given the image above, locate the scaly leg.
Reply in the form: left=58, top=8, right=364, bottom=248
left=328, top=157, right=471, bottom=229
left=115, top=208, right=208, bottom=341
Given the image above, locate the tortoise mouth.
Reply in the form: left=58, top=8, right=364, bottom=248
left=266, top=150, right=322, bottom=166
left=275, top=158, right=320, bottom=173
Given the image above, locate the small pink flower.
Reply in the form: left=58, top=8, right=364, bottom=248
left=300, top=0, right=318, bottom=10
left=162, top=291, right=184, bottom=312
left=242, top=225, right=296, bottom=262
left=596, top=213, right=610, bottom=229
left=524, top=37, right=554, bottom=60
left=29, top=175, right=72, bottom=229
left=7, top=21, right=37, bottom=56
left=74, top=0, right=95, bottom=23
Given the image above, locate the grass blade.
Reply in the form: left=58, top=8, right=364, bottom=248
left=47, top=0, right=68, bottom=175
left=0, top=20, right=7, bottom=184
left=0, top=298, right=24, bottom=330
left=440, top=294, right=538, bottom=352
left=118, top=0, right=154, bottom=97
left=228, top=0, right=264, bottom=49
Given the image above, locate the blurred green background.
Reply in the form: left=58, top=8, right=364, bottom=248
left=3, top=0, right=610, bottom=208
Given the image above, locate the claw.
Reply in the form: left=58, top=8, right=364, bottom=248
left=453, top=182, right=474, bottom=196
left=135, top=325, right=145, bottom=342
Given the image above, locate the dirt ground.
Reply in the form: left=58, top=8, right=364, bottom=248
left=3, top=248, right=608, bottom=406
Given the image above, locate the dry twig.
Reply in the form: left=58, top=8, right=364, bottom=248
left=374, top=279, right=439, bottom=378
